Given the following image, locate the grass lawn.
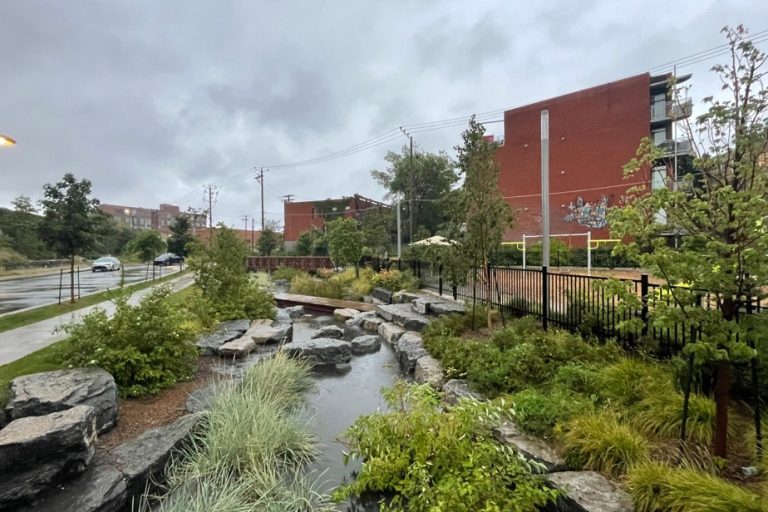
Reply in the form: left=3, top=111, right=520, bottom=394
left=0, top=270, right=187, bottom=334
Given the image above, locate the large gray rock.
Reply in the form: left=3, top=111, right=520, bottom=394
left=333, top=308, right=359, bottom=322
left=344, top=324, right=367, bottom=341
left=311, top=325, right=344, bottom=339
left=24, top=461, right=127, bottom=512
left=112, top=414, right=197, bottom=498
left=282, top=305, right=304, bottom=320
left=5, top=368, right=117, bottom=434
left=492, top=421, right=565, bottom=473
left=392, top=290, right=421, bottom=304
left=375, top=304, right=431, bottom=331
left=411, top=297, right=433, bottom=315
left=415, top=355, right=445, bottom=389
left=245, top=319, right=292, bottom=345
left=372, top=287, right=393, bottom=304
left=429, top=301, right=466, bottom=316
left=396, top=332, right=428, bottom=374
left=185, top=383, right=219, bottom=414
left=0, top=405, right=97, bottom=507
left=217, top=336, right=256, bottom=358
left=378, top=322, right=406, bottom=345
left=283, top=338, right=351, bottom=366
left=544, top=471, right=633, bottom=512
left=195, top=319, right=250, bottom=356
left=363, top=315, right=384, bottom=332
left=350, top=335, right=381, bottom=355
left=311, top=315, right=336, bottom=327
left=443, top=379, right=483, bottom=406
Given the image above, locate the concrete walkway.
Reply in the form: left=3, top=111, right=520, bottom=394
left=0, top=274, right=195, bottom=366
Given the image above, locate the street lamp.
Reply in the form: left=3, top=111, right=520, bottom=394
left=0, top=134, right=16, bottom=147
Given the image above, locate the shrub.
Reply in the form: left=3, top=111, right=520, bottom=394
left=289, top=273, right=345, bottom=299
left=271, top=266, right=303, bottom=281
left=597, top=358, right=673, bottom=407
left=627, top=460, right=767, bottom=512
left=59, top=286, right=198, bottom=397
left=371, top=269, right=419, bottom=292
left=510, top=388, right=594, bottom=439
left=335, top=381, right=559, bottom=511
left=559, top=411, right=650, bottom=476
left=553, top=363, right=602, bottom=396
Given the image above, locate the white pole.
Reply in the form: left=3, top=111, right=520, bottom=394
left=587, top=231, right=592, bottom=276
left=540, top=110, right=550, bottom=267
left=522, top=234, right=527, bottom=269
left=396, top=199, right=402, bottom=259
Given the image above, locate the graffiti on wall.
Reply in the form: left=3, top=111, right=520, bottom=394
left=563, top=195, right=609, bottom=229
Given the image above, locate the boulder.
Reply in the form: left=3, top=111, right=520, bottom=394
left=411, top=297, right=433, bottom=314
left=217, top=336, right=256, bottom=358
left=185, top=383, right=219, bottom=414
left=283, top=338, right=351, bottom=366
left=375, top=304, right=430, bottom=332
left=343, top=324, right=367, bottom=341
left=350, top=335, right=382, bottom=355
left=245, top=319, right=292, bottom=345
left=443, top=379, right=483, bottom=406
left=378, top=322, right=406, bottom=345
left=429, top=301, right=466, bottom=316
left=392, top=290, right=421, bottom=304
left=25, top=461, right=127, bottom=512
left=112, top=414, right=197, bottom=498
left=414, top=356, right=445, bottom=389
left=396, top=332, right=428, bottom=374
left=333, top=308, right=359, bottom=322
left=363, top=315, right=384, bottom=332
left=372, top=287, right=393, bottom=304
left=283, top=306, right=304, bottom=320
left=0, top=405, right=97, bottom=507
left=492, top=421, right=565, bottom=473
left=195, top=319, right=250, bottom=356
left=544, top=471, right=633, bottom=512
left=345, top=315, right=365, bottom=327
left=311, top=315, right=336, bottom=327
left=5, top=367, right=117, bottom=434
left=271, top=317, right=294, bottom=343
left=334, top=362, right=353, bottom=374
left=311, top=325, right=344, bottom=339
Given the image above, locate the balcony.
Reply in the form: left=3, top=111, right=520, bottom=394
left=656, top=139, right=692, bottom=156
left=651, top=99, right=693, bottom=123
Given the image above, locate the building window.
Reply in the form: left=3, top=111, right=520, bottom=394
left=652, top=166, right=667, bottom=190
left=652, top=128, right=667, bottom=146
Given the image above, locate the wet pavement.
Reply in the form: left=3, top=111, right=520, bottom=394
left=0, top=264, right=181, bottom=315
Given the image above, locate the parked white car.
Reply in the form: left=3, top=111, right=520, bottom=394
left=91, top=256, right=121, bottom=272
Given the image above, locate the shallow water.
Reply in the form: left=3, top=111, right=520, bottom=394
left=297, top=316, right=400, bottom=511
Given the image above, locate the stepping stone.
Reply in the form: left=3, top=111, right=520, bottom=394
left=372, top=287, right=393, bottom=304
left=415, top=355, right=445, bottom=389
left=195, top=319, right=250, bottom=356
left=378, top=322, right=405, bottom=345
left=492, top=420, right=565, bottom=473
left=333, top=308, right=359, bottom=322
left=350, top=335, right=381, bottom=355
left=5, top=368, right=117, bottom=434
left=311, top=325, right=344, bottom=339
left=217, top=337, right=256, bottom=358
left=392, top=291, right=421, bottom=304
left=545, top=471, right=633, bottom=512
left=283, top=338, right=352, bottom=366
left=429, top=301, right=466, bottom=316
left=375, top=304, right=430, bottom=332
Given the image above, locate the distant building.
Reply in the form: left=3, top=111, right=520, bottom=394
left=496, top=72, right=692, bottom=245
left=100, top=203, right=206, bottom=236
left=194, top=227, right=262, bottom=250
left=283, top=194, right=389, bottom=251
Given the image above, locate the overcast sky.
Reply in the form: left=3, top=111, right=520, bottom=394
left=1, top=1, right=766, bottom=230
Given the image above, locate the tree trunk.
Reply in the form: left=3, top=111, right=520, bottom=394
left=69, top=255, right=75, bottom=304
left=714, top=360, right=730, bottom=458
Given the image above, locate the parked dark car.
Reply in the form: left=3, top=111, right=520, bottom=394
left=153, top=253, right=183, bottom=266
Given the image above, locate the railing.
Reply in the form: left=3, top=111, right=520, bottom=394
left=657, top=138, right=692, bottom=156
left=247, top=256, right=334, bottom=272
left=651, top=99, right=693, bottom=122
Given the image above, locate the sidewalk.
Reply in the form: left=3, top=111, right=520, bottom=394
left=0, top=274, right=195, bottom=366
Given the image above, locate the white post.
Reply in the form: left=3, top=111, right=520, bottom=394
left=522, top=234, right=527, bottom=269
left=587, top=231, right=592, bottom=276
left=540, top=110, right=550, bottom=267
left=396, top=199, right=402, bottom=259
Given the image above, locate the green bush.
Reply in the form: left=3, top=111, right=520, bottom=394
left=559, top=411, right=650, bottom=476
left=59, top=286, right=198, bottom=397
left=335, top=381, right=559, bottom=511
left=510, top=388, right=594, bottom=439
left=553, top=363, right=602, bottom=396
left=596, top=358, right=673, bottom=407
left=627, top=460, right=767, bottom=512
left=271, top=266, right=303, bottom=281
left=289, top=273, right=346, bottom=299
left=370, top=269, right=419, bottom=292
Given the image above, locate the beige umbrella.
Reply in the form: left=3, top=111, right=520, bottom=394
left=411, top=235, right=457, bottom=246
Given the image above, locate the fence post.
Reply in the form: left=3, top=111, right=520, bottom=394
left=746, top=291, right=763, bottom=458
left=452, top=285, right=457, bottom=300
left=542, top=265, right=549, bottom=330
left=58, top=268, right=63, bottom=305
left=438, top=263, right=443, bottom=296
left=77, top=267, right=81, bottom=299
left=397, top=258, right=401, bottom=271
left=640, top=273, right=649, bottom=336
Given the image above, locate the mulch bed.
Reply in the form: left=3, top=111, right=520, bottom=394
left=97, top=356, right=217, bottom=451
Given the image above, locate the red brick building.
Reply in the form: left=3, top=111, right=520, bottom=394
left=100, top=203, right=206, bottom=236
left=496, top=73, right=691, bottom=245
left=283, top=194, right=389, bottom=251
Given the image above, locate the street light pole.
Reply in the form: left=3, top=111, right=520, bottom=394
left=399, top=127, right=414, bottom=244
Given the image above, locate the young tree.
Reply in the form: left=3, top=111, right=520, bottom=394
left=609, top=26, right=768, bottom=458
left=360, top=209, right=392, bottom=257
left=454, top=116, right=514, bottom=326
left=128, top=230, right=166, bottom=262
left=326, top=217, right=364, bottom=276
left=295, top=229, right=316, bottom=256
left=11, top=195, right=35, bottom=214
left=168, top=216, right=193, bottom=256
left=372, top=147, right=457, bottom=241
left=39, top=173, right=101, bottom=303
left=257, top=228, right=280, bottom=255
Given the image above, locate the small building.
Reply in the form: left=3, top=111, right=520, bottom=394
left=496, top=72, right=692, bottom=246
left=99, top=203, right=206, bottom=236
left=283, top=194, right=389, bottom=251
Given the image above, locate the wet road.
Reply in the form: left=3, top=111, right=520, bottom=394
left=0, top=263, right=181, bottom=315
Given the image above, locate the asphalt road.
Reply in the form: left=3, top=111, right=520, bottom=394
left=0, top=263, right=182, bottom=315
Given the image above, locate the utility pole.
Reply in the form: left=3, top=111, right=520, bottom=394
left=396, top=198, right=402, bottom=258
left=400, top=127, right=415, bottom=244
left=242, top=214, right=249, bottom=244
left=540, top=110, right=550, bottom=267
left=255, top=168, right=267, bottom=231
left=251, top=218, right=255, bottom=251
left=282, top=194, right=295, bottom=203
left=204, top=185, right=218, bottom=229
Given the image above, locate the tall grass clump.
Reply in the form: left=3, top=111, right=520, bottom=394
left=596, top=357, right=673, bottom=407
left=627, top=460, right=767, bottom=512
left=560, top=411, right=650, bottom=476
left=143, top=353, right=333, bottom=512
left=632, top=392, right=716, bottom=445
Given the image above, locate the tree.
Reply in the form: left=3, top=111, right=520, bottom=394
left=454, top=116, right=514, bottom=327
left=39, top=173, right=101, bottom=303
left=360, top=209, right=392, bottom=257
left=609, top=26, right=768, bottom=459
left=326, top=217, right=364, bottom=276
left=372, top=147, right=457, bottom=242
left=295, top=229, right=316, bottom=256
left=168, top=216, right=193, bottom=256
left=128, top=230, right=166, bottom=262
left=11, top=195, right=35, bottom=214
left=257, top=228, right=280, bottom=256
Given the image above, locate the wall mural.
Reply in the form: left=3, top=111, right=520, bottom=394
left=563, top=195, right=609, bottom=229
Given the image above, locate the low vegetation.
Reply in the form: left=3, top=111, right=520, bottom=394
left=287, top=267, right=418, bottom=301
